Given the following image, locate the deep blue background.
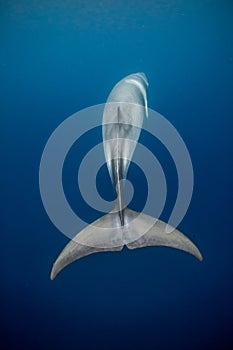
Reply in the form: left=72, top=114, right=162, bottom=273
left=1, top=1, right=233, bottom=349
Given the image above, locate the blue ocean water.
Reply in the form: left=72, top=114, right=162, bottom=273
left=1, top=1, right=233, bottom=349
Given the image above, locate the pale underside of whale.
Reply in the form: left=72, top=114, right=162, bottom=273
left=50, top=72, right=203, bottom=280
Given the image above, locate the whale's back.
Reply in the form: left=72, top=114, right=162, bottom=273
left=102, top=73, right=148, bottom=183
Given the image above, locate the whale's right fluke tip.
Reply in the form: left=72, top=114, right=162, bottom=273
left=126, top=210, right=203, bottom=262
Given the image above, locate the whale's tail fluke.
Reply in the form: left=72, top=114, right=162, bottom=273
left=126, top=211, right=203, bottom=261
left=50, top=210, right=124, bottom=280
left=50, top=208, right=202, bottom=280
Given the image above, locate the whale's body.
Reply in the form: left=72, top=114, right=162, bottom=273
left=50, top=73, right=202, bottom=280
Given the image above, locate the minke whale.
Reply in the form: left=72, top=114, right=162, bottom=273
left=50, top=72, right=203, bottom=280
